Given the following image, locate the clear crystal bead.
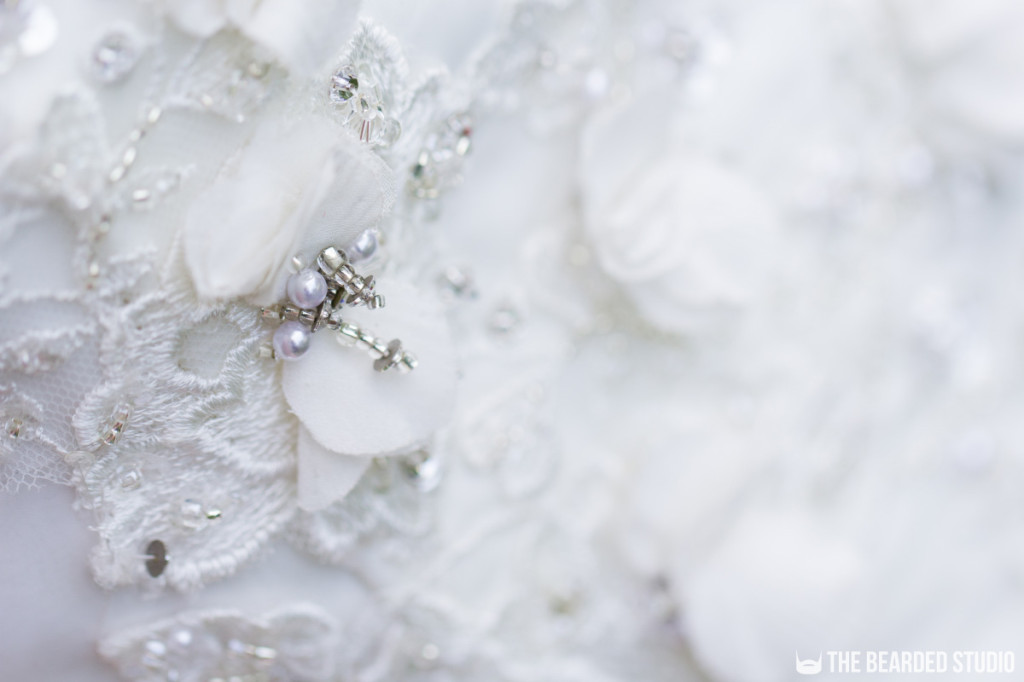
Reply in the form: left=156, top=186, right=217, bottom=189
left=120, top=466, right=142, bottom=490
left=329, top=65, right=358, bottom=103
left=91, top=30, right=139, bottom=84
left=180, top=499, right=207, bottom=530
left=330, top=63, right=397, bottom=146
left=401, top=450, right=443, bottom=492
left=407, top=112, right=473, bottom=202
left=489, top=303, right=522, bottom=334
left=438, top=266, right=476, bottom=299
left=141, top=639, right=167, bottom=670
left=379, top=117, right=401, bottom=147
left=447, top=113, right=473, bottom=156
left=170, top=627, right=193, bottom=649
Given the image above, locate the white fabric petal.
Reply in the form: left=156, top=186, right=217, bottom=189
left=183, top=117, right=335, bottom=302
left=891, top=0, right=1024, bottom=141
left=166, top=0, right=230, bottom=38
left=580, top=82, right=784, bottom=335
left=261, top=136, right=393, bottom=301
left=282, top=279, right=458, bottom=457
left=586, top=152, right=782, bottom=335
left=296, top=426, right=370, bottom=512
left=579, top=88, right=674, bottom=245
left=235, top=0, right=360, bottom=77
left=680, top=510, right=863, bottom=682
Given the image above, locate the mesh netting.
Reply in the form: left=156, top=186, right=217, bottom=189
left=0, top=339, right=104, bottom=492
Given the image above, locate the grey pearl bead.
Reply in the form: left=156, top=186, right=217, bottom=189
left=273, top=321, right=311, bottom=360
left=345, top=229, right=378, bottom=263
left=286, top=268, right=328, bottom=309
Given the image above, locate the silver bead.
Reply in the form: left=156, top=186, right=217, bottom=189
left=272, top=321, right=311, bottom=360
left=345, top=229, right=378, bottom=263
left=318, top=246, right=347, bottom=274
left=335, top=322, right=417, bottom=372
left=374, top=338, right=417, bottom=373
left=286, top=268, right=328, bottom=309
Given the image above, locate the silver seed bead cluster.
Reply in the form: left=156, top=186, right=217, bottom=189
left=335, top=323, right=418, bottom=373
left=260, top=242, right=416, bottom=372
left=315, top=245, right=384, bottom=309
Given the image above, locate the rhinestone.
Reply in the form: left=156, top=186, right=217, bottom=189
left=91, top=30, right=139, bottom=83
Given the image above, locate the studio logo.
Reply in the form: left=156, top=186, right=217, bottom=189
left=796, top=652, right=823, bottom=675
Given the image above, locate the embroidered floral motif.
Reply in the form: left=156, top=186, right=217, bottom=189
left=99, top=604, right=339, bottom=682
left=0, top=13, right=462, bottom=589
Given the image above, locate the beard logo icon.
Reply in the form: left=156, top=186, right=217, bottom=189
left=795, top=652, right=822, bottom=675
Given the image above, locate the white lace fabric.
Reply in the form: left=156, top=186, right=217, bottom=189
left=0, top=0, right=474, bottom=580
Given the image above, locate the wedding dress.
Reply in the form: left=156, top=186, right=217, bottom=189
left=2, top=0, right=1023, bottom=680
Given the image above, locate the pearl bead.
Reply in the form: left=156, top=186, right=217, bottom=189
left=345, top=229, right=378, bottom=263
left=273, top=321, right=311, bottom=360
left=286, top=269, right=328, bottom=309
